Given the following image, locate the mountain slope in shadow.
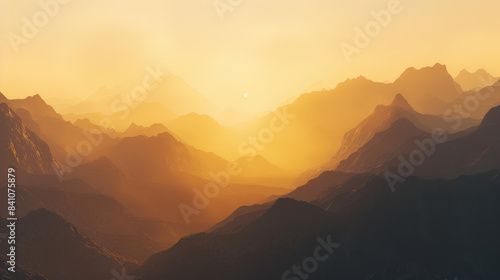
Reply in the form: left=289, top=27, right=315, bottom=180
left=0, top=209, right=133, bottom=280
left=0, top=255, right=47, bottom=280
left=0, top=183, right=179, bottom=263
left=411, top=104, right=500, bottom=179
left=0, top=103, right=54, bottom=176
left=135, top=170, right=500, bottom=280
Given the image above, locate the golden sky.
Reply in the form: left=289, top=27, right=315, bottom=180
left=1, top=0, right=500, bottom=113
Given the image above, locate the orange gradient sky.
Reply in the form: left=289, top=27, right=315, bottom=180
left=1, top=0, right=500, bottom=113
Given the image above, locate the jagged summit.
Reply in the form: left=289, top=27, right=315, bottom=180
left=395, top=63, right=452, bottom=85
left=390, top=94, right=414, bottom=111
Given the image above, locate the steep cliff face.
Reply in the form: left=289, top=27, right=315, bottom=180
left=0, top=103, right=54, bottom=176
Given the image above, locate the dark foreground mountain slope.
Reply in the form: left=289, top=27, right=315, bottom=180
left=0, top=209, right=134, bottom=280
left=398, top=104, right=500, bottom=179
left=135, top=170, right=500, bottom=280
left=0, top=255, right=47, bottom=280
left=0, top=184, right=179, bottom=263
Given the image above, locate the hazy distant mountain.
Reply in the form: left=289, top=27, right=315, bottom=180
left=166, top=112, right=243, bottom=160
left=244, top=64, right=464, bottom=170
left=293, top=94, right=479, bottom=186
left=451, top=79, right=500, bottom=119
left=329, top=94, right=477, bottom=170
left=80, top=133, right=289, bottom=225
left=65, top=101, right=178, bottom=132
left=235, top=155, right=287, bottom=177
left=122, top=122, right=172, bottom=137
left=44, top=96, right=82, bottom=114
left=1, top=209, right=132, bottom=280
left=103, top=131, right=227, bottom=183
left=135, top=170, right=500, bottom=280
left=67, top=73, right=218, bottom=117
left=392, top=63, right=463, bottom=112
left=455, top=69, right=499, bottom=91
left=0, top=103, right=54, bottom=176
left=72, top=118, right=119, bottom=137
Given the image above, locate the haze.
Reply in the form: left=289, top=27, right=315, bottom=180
left=1, top=0, right=500, bottom=117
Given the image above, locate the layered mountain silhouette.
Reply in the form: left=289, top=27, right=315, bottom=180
left=294, top=94, right=479, bottom=186
left=166, top=112, right=243, bottom=160
left=410, top=104, right=500, bottom=179
left=454, top=69, right=499, bottom=91
left=2, top=63, right=500, bottom=280
left=450, top=79, right=500, bottom=119
left=66, top=73, right=218, bottom=117
left=209, top=170, right=357, bottom=234
left=0, top=182, right=179, bottom=262
left=102, top=131, right=227, bottom=183
left=2, top=94, right=119, bottom=162
left=336, top=118, right=431, bottom=173
left=122, top=123, right=172, bottom=137
left=326, top=94, right=478, bottom=170
left=67, top=102, right=178, bottom=131
left=243, top=64, right=466, bottom=170
left=134, top=170, right=500, bottom=280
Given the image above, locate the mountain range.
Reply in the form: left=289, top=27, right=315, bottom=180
left=1, top=63, right=500, bottom=280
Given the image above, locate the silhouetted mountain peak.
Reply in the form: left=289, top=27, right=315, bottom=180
left=0, top=92, right=7, bottom=103
left=459, top=68, right=489, bottom=77
left=337, top=76, right=374, bottom=89
left=397, top=63, right=450, bottom=82
left=480, top=105, right=500, bottom=127
left=455, top=68, right=500, bottom=91
left=25, top=94, right=53, bottom=109
left=390, top=94, right=414, bottom=111
left=28, top=94, right=44, bottom=102
left=124, top=122, right=143, bottom=132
